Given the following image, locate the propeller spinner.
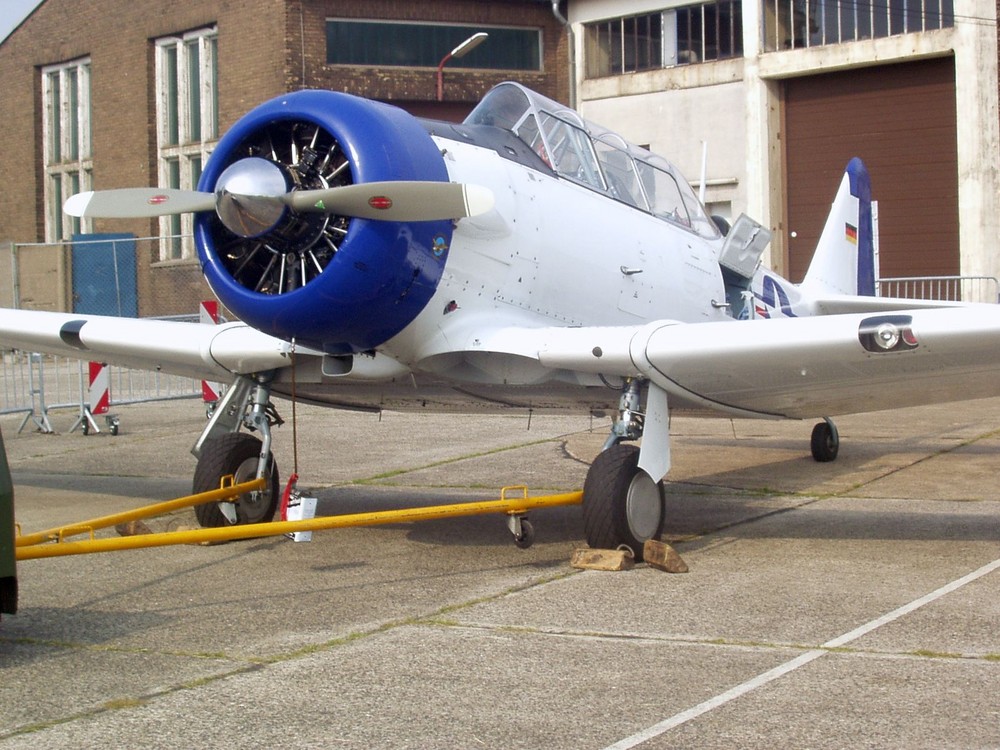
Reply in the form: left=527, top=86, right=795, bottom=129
left=214, top=157, right=290, bottom=238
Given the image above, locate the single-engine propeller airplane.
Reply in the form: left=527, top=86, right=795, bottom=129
left=3, top=81, right=1000, bottom=559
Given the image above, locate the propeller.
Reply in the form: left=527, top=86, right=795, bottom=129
left=64, top=157, right=494, bottom=236
left=64, top=188, right=216, bottom=218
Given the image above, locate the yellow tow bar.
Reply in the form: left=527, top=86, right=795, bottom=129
left=15, top=483, right=582, bottom=561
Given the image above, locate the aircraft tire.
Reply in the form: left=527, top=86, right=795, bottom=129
left=810, top=421, right=839, bottom=462
left=582, top=443, right=664, bottom=562
left=193, top=433, right=280, bottom=527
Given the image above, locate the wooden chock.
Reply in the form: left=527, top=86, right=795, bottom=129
left=570, top=546, right=635, bottom=571
left=643, top=539, right=689, bottom=573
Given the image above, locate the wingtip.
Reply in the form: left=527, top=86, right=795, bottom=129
left=63, top=191, right=94, bottom=218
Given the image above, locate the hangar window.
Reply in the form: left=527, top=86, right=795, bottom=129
left=763, top=0, right=954, bottom=49
left=42, top=58, right=92, bottom=243
left=155, top=27, right=219, bottom=261
left=326, top=20, right=541, bottom=70
left=584, top=3, right=742, bottom=77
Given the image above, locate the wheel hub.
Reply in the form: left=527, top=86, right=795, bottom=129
left=625, top=470, right=662, bottom=541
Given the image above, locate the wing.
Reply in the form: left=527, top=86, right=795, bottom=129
left=0, top=309, right=299, bottom=381
left=478, top=304, right=1000, bottom=419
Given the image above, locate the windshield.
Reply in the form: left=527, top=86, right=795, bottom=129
left=465, top=82, right=720, bottom=240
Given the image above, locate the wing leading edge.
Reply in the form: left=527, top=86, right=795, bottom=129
left=0, top=309, right=297, bottom=381
left=489, top=304, right=1000, bottom=419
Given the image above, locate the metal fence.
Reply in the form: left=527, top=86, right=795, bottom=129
left=0, top=350, right=204, bottom=435
left=0, top=234, right=222, bottom=434
left=877, top=275, right=1000, bottom=303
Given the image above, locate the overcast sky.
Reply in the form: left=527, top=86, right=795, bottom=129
left=1, top=0, right=42, bottom=43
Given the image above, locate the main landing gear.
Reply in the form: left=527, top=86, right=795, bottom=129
left=193, top=433, right=279, bottom=526
left=191, top=374, right=282, bottom=528
left=580, top=381, right=842, bottom=559
left=582, top=379, right=666, bottom=562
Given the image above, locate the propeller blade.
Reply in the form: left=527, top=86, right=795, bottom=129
left=283, top=181, right=495, bottom=221
left=64, top=189, right=216, bottom=218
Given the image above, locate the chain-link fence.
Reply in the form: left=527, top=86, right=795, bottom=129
left=8, top=234, right=223, bottom=317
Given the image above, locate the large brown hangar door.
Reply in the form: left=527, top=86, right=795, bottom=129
left=783, top=57, right=959, bottom=283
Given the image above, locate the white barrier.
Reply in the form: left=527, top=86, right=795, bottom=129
left=0, top=350, right=202, bottom=434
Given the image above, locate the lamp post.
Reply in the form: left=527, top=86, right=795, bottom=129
left=436, top=32, right=488, bottom=101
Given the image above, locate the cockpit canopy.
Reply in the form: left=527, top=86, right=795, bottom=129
left=465, top=82, right=720, bottom=240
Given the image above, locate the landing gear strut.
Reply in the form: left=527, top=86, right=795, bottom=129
left=582, top=379, right=666, bottom=561
left=191, top=373, right=282, bottom=527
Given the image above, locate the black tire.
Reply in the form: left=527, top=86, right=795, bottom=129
left=582, top=443, right=664, bottom=561
left=513, top=519, right=535, bottom=549
left=193, top=433, right=279, bottom=527
left=810, top=421, right=839, bottom=462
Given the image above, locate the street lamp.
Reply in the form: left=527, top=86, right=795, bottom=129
left=436, top=32, right=488, bottom=101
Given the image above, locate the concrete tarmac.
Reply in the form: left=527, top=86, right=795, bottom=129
left=1, top=396, right=998, bottom=748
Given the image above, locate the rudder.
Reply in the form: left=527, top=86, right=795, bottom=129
left=800, top=157, right=876, bottom=298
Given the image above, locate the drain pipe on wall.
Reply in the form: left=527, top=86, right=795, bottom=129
left=548, top=0, right=576, bottom=108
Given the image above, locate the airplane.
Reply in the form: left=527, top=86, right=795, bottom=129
left=3, top=81, right=1000, bottom=560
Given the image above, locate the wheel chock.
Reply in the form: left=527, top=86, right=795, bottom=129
left=115, top=520, right=153, bottom=537
left=570, top=547, right=635, bottom=571
left=643, top=539, right=689, bottom=573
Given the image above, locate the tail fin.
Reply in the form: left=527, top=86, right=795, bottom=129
left=800, top=158, right=876, bottom=297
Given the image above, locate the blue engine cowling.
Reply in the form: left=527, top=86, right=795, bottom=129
left=194, top=90, right=452, bottom=354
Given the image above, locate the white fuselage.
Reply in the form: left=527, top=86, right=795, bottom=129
left=278, top=135, right=736, bottom=413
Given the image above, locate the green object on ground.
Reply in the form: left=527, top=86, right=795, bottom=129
left=0, top=426, right=17, bottom=616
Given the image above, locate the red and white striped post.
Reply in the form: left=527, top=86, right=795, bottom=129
left=87, top=361, right=110, bottom=415
left=200, top=300, right=221, bottom=404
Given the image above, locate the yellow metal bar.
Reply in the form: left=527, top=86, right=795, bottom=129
left=16, top=490, right=583, bottom=561
left=15, top=478, right=267, bottom=548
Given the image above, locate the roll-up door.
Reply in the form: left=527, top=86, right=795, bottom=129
left=784, top=57, right=959, bottom=283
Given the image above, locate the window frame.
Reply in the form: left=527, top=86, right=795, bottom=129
left=325, top=19, right=543, bottom=71
left=42, top=57, right=93, bottom=243
left=583, top=3, right=742, bottom=78
left=154, top=26, right=219, bottom=262
left=763, top=0, right=954, bottom=50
